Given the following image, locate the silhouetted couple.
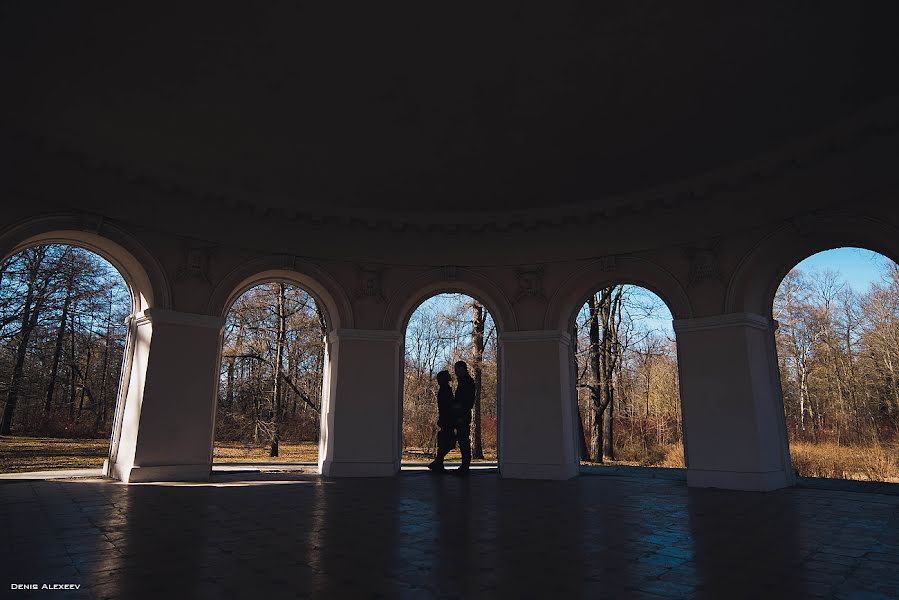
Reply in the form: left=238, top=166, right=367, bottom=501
left=428, top=361, right=475, bottom=475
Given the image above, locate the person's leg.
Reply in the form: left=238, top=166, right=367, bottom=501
left=456, top=423, right=471, bottom=471
left=429, top=428, right=451, bottom=471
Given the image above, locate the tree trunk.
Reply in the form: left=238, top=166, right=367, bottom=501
left=44, top=267, right=76, bottom=416
left=69, top=310, right=77, bottom=418
left=588, top=293, right=603, bottom=462
left=96, top=295, right=114, bottom=431
left=0, top=249, right=48, bottom=434
left=77, top=316, right=95, bottom=421
left=225, top=357, right=236, bottom=412
left=270, top=283, right=287, bottom=457
left=471, top=301, right=485, bottom=459
left=573, top=323, right=590, bottom=461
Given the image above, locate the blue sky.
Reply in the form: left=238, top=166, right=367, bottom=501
left=405, top=248, right=895, bottom=344
left=793, top=247, right=892, bottom=293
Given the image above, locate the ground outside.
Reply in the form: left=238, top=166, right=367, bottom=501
left=2, top=467, right=898, bottom=599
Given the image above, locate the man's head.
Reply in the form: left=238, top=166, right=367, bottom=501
left=436, top=370, right=451, bottom=386
left=454, top=361, right=469, bottom=379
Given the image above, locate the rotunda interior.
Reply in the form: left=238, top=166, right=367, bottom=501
left=2, top=4, right=898, bottom=597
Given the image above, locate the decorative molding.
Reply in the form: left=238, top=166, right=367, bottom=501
left=790, top=210, right=848, bottom=237
left=597, top=256, right=617, bottom=272
left=135, top=308, right=225, bottom=330
left=513, top=266, right=546, bottom=304
left=351, top=265, right=386, bottom=303
left=684, top=240, right=722, bottom=286
left=175, top=240, right=214, bottom=285
left=329, top=328, right=402, bottom=344
left=443, top=265, right=459, bottom=281
left=280, top=254, right=298, bottom=271
left=79, top=212, right=105, bottom=235
left=672, top=312, right=772, bottom=334
left=9, top=96, right=898, bottom=232
left=499, top=330, right=572, bottom=346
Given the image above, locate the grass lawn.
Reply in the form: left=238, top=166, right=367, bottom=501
left=0, top=436, right=497, bottom=472
left=0, top=435, right=110, bottom=472
left=5, top=436, right=892, bottom=482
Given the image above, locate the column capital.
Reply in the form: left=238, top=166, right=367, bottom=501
left=673, top=312, right=773, bottom=334
left=498, top=330, right=572, bottom=346
left=328, top=328, right=402, bottom=345
left=132, top=308, right=225, bottom=330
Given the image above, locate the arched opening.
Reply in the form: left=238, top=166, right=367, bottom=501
left=571, top=284, right=684, bottom=469
left=213, top=281, right=328, bottom=466
left=401, top=293, right=499, bottom=467
left=773, top=247, right=899, bottom=482
left=0, top=243, right=132, bottom=472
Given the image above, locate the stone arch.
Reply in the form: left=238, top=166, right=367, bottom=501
left=383, top=267, right=517, bottom=334
left=207, top=257, right=352, bottom=473
left=545, top=256, right=693, bottom=333
left=386, top=268, right=514, bottom=467
left=726, top=211, right=899, bottom=317
left=0, top=213, right=172, bottom=479
left=0, top=213, right=171, bottom=314
left=207, top=256, right=353, bottom=331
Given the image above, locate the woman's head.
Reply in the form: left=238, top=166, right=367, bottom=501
left=436, top=370, right=451, bottom=385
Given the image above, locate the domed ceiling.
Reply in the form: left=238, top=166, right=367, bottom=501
left=2, top=3, right=897, bottom=224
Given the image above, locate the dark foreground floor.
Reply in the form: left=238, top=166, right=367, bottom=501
left=2, top=470, right=898, bottom=599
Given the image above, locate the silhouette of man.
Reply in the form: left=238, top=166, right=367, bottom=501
left=452, top=360, right=475, bottom=474
left=428, top=370, right=455, bottom=472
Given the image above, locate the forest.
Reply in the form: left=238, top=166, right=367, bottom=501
left=572, top=285, right=683, bottom=468
left=774, top=260, right=899, bottom=479
left=0, top=245, right=130, bottom=440
left=217, top=290, right=499, bottom=462
left=215, top=282, right=327, bottom=460
left=403, top=294, right=497, bottom=460
left=0, top=244, right=896, bottom=481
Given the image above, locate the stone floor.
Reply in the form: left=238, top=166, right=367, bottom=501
left=2, top=470, right=898, bottom=599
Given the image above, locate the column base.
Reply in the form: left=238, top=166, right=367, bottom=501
left=105, top=460, right=211, bottom=483
left=320, top=460, right=398, bottom=477
left=501, top=462, right=579, bottom=480
left=687, top=468, right=793, bottom=491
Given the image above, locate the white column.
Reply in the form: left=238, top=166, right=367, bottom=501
left=104, top=308, right=225, bottom=483
left=498, top=330, right=580, bottom=480
left=674, top=313, right=794, bottom=491
left=319, top=329, right=402, bottom=477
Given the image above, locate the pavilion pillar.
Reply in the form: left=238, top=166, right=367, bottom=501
left=498, top=330, right=580, bottom=480
left=318, top=329, right=402, bottom=477
left=674, top=313, right=794, bottom=491
left=105, top=308, right=225, bottom=483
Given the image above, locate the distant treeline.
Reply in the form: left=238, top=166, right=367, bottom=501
left=0, top=245, right=130, bottom=437
left=216, top=282, right=326, bottom=457
left=4, top=244, right=895, bottom=470
left=775, top=262, right=899, bottom=445
left=574, top=285, right=681, bottom=465
left=403, top=294, right=497, bottom=459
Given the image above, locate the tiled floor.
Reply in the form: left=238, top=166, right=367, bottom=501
left=2, top=469, right=898, bottom=599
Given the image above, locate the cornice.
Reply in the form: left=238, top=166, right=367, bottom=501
left=672, top=312, right=772, bottom=334
left=133, top=308, right=225, bottom=330
left=328, top=328, right=403, bottom=344
left=499, top=330, right=573, bottom=346
left=8, top=96, right=898, bottom=233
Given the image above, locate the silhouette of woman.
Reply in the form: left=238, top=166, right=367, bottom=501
left=428, top=370, right=456, bottom=472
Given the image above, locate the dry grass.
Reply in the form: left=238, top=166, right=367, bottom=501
left=3, top=435, right=895, bottom=482
left=582, top=441, right=687, bottom=469
left=401, top=447, right=496, bottom=463
left=790, top=441, right=899, bottom=482
left=0, top=435, right=109, bottom=472
left=213, top=441, right=319, bottom=463
left=0, top=436, right=497, bottom=472
left=582, top=439, right=899, bottom=483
